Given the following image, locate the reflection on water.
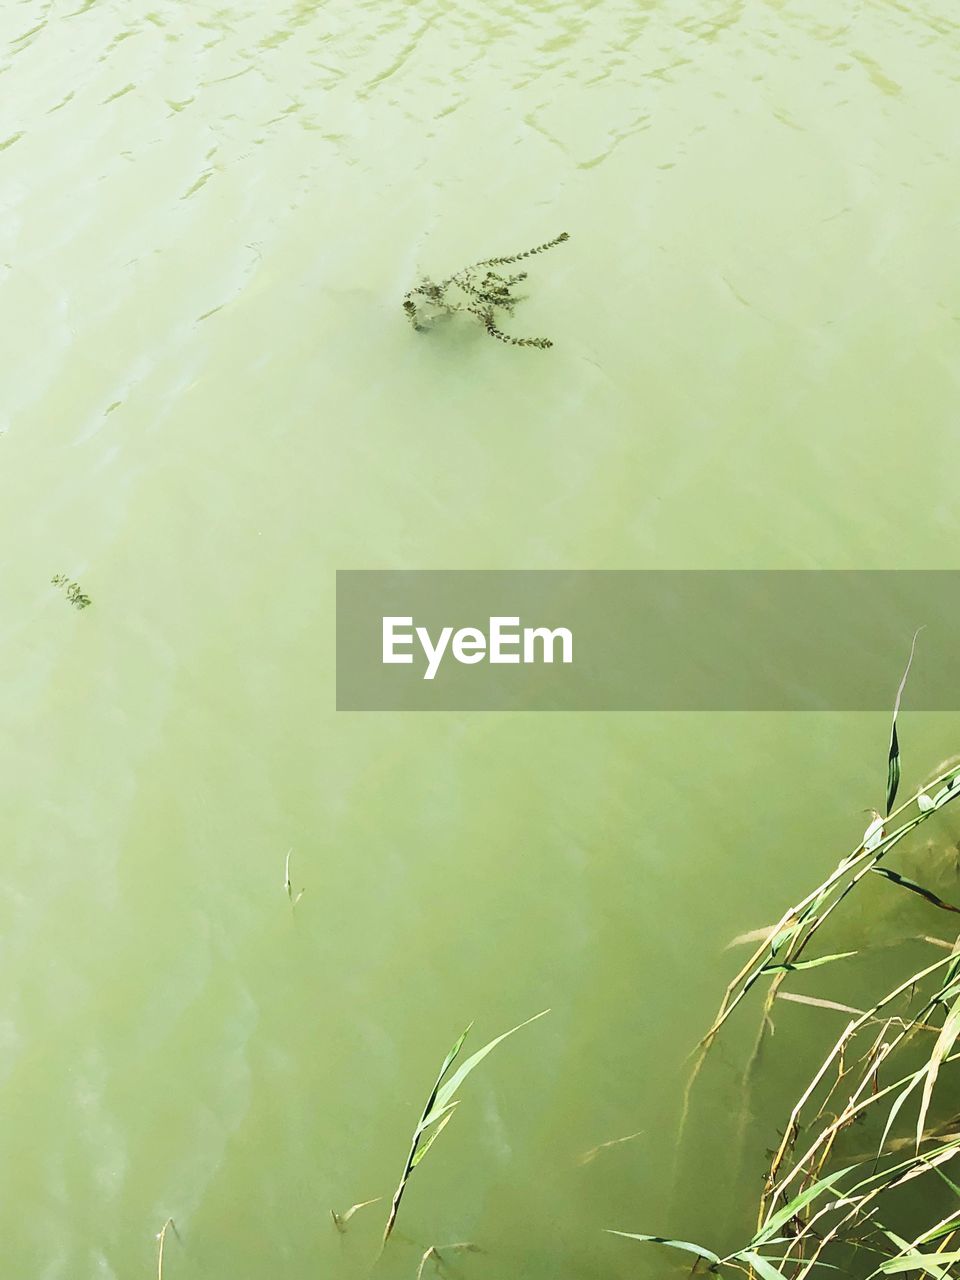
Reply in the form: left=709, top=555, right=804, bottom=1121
left=1, top=0, right=959, bottom=1275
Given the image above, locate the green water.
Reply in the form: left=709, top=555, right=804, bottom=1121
left=2, top=1, right=960, bottom=1276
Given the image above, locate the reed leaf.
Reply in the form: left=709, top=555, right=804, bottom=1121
left=753, top=1166, right=855, bottom=1247
left=411, top=1107, right=456, bottom=1166
left=917, top=993, right=960, bottom=1152
left=735, top=1250, right=789, bottom=1279
left=762, top=952, right=857, bottom=975
left=886, top=629, right=922, bottom=815
left=871, top=867, right=960, bottom=916
left=878, top=1248, right=960, bottom=1277
left=424, top=1009, right=550, bottom=1125
left=382, top=1010, right=549, bottom=1247
left=605, top=1231, right=722, bottom=1266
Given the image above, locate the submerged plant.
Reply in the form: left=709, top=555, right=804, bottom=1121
left=578, top=1129, right=644, bottom=1167
left=155, top=1219, right=179, bottom=1280
left=283, top=849, right=304, bottom=909
left=615, top=637, right=960, bottom=1277
left=51, top=573, right=91, bottom=609
left=416, top=1242, right=480, bottom=1280
left=402, top=232, right=569, bottom=349
left=330, top=1197, right=381, bottom=1233
left=382, top=1009, right=549, bottom=1247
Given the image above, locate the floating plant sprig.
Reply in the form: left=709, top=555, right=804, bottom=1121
left=402, top=232, right=569, bottom=349
left=51, top=573, right=91, bottom=609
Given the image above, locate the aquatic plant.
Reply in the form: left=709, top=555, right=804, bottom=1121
left=155, top=1219, right=178, bottom=1280
left=382, top=1009, right=549, bottom=1247
left=283, top=849, right=305, bottom=908
left=613, top=641, right=960, bottom=1277
left=51, top=573, right=91, bottom=609
left=578, top=1128, right=644, bottom=1166
left=402, top=233, right=569, bottom=349
left=330, top=1197, right=380, bottom=1234
left=416, top=1241, right=480, bottom=1280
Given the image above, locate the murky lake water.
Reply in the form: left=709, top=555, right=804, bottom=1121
left=2, top=1, right=960, bottom=1276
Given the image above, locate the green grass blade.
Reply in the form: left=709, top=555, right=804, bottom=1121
left=887, top=723, right=902, bottom=818
left=606, top=1231, right=722, bottom=1266
left=762, top=951, right=857, bottom=974
left=411, top=1107, right=456, bottom=1167
left=437, top=1025, right=473, bottom=1087
left=753, top=1166, right=854, bottom=1247
left=878, top=1066, right=926, bottom=1158
left=384, top=1011, right=548, bottom=1247
left=871, top=867, right=960, bottom=916
left=736, top=1250, right=789, bottom=1279
left=426, top=1009, right=550, bottom=1122
left=381, top=1024, right=471, bottom=1247
left=918, top=993, right=960, bottom=1151
left=879, top=1251, right=960, bottom=1276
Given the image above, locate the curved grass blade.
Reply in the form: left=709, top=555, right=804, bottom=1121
left=871, top=868, right=960, bottom=916
left=874, top=1230, right=954, bottom=1280
left=735, top=1250, right=789, bottom=1279
left=606, top=1231, right=722, bottom=1266
left=917, top=993, right=960, bottom=1153
left=885, top=1249, right=960, bottom=1269
left=878, top=1250, right=960, bottom=1277
left=424, top=1009, right=550, bottom=1124
left=878, top=1065, right=926, bottom=1157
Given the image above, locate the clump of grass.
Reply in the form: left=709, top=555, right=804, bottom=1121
left=402, top=233, right=569, bottom=349
left=614, top=636, right=960, bottom=1277
left=51, top=573, right=91, bottom=609
left=382, top=1009, right=550, bottom=1247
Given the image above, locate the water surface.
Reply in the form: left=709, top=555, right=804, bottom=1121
left=2, top=1, right=960, bottom=1276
